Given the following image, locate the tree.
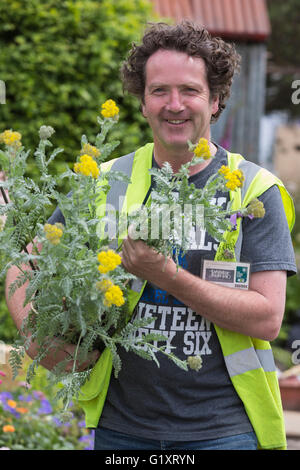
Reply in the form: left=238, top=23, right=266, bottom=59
left=266, top=0, right=300, bottom=118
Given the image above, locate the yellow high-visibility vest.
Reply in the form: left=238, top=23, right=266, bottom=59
left=77, top=143, right=295, bottom=449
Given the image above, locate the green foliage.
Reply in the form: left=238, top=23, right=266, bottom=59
left=0, top=0, right=156, bottom=343
left=273, top=193, right=300, bottom=354
left=126, top=149, right=246, bottom=264
left=0, top=0, right=153, bottom=173
left=266, top=0, right=300, bottom=118
left=267, top=0, right=300, bottom=68
left=0, top=285, right=17, bottom=343
left=0, top=112, right=189, bottom=414
left=284, top=194, right=300, bottom=319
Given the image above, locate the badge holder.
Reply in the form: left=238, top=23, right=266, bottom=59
left=201, top=259, right=251, bottom=290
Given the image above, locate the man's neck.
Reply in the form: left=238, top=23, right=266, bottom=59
left=153, top=141, right=218, bottom=176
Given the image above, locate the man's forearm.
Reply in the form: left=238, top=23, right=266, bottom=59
left=121, top=236, right=286, bottom=341
left=5, top=263, right=49, bottom=364
left=5, top=264, right=32, bottom=332
left=5, top=263, right=101, bottom=371
left=152, top=260, right=284, bottom=341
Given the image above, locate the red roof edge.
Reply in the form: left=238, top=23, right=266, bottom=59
left=210, top=31, right=270, bottom=42
left=149, top=0, right=271, bottom=42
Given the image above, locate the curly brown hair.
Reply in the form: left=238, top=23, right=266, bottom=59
left=121, top=20, right=241, bottom=122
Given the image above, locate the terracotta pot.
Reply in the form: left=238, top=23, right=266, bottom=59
left=279, top=376, right=300, bottom=411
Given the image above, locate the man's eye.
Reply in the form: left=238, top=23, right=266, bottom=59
left=152, top=88, right=165, bottom=94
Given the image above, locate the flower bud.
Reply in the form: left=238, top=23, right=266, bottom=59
left=187, top=355, right=203, bottom=371
left=246, top=198, right=265, bottom=218
left=39, top=125, right=55, bottom=140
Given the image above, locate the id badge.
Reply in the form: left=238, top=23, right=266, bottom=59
left=202, top=260, right=250, bottom=290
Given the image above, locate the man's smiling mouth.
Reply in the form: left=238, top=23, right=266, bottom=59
left=166, top=119, right=188, bottom=125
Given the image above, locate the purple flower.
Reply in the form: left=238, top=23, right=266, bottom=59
left=230, top=211, right=255, bottom=228
left=52, top=416, right=63, bottom=427
left=17, top=394, right=33, bottom=402
left=33, top=391, right=46, bottom=400
left=79, top=434, right=94, bottom=450
left=3, top=403, right=20, bottom=418
left=230, top=213, right=237, bottom=227
left=0, top=392, right=13, bottom=402
left=230, top=212, right=242, bottom=227
left=37, top=399, right=52, bottom=415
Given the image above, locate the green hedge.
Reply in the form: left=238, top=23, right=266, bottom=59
left=0, top=0, right=160, bottom=342
left=0, top=0, right=154, bottom=171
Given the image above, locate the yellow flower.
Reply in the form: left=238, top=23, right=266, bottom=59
left=218, top=165, right=231, bottom=177
left=225, top=179, right=239, bottom=191
left=0, top=129, right=22, bottom=148
left=80, top=143, right=101, bottom=159
left=7, top=399, right=17, bottom=408
left=193, top=138, right=211, bottom=160
left=96, top=276, right=125, bottom=307
left=96, top=279, right=113, bottom=292
left=232, top=169, right=244, bottom=183
left=101, top=99, right=119, bottom=119
left=97, top=250, right=122, bottom=273
left=218, top=165, right=244, bottom=191
left=44, top=223, right=64, bottom=245
left=74, top=154, right=100, bottom=179
left=104, top=284, right=125, bottom=307
left=2, top=425, right=15, bottom=433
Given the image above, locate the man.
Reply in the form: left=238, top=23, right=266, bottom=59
left=92, top=21, right=296, bottom=450
left=6, top=21, right=297, bottom=450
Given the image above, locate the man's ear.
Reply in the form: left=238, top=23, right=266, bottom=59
left=141, top=101, right=147, bottom=118
left=211, top=95, right=219, bottom=116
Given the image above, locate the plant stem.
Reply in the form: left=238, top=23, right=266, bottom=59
left=1, top=186, right=36, bottom=271
left=0, top=186, right=8, bottom=204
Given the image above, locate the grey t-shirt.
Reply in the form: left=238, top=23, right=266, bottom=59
left=48, top=145, right=297, bottom=440
left=97, top=145, right=297, bottom=441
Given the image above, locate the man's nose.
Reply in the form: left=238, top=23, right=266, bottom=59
left=165, top=89, right=184, bottom=113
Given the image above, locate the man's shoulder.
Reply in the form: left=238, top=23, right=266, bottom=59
left=100, top=143, right=154, bottom=173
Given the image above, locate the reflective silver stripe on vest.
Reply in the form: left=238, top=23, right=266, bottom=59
left=239, top=159, right=261, bottom=202
left=104, top=152, right=135, bottom=250
left=224, top=347, right=276, bottom=377
left=104, top=151, right=145, bottom=289
left=106, top=152, right=135, bottom=212
left=256, top=348, right=277, bottom=373
left=234, top=159, right=261, bottom=260
left=131, top=278, right=145, bottom=293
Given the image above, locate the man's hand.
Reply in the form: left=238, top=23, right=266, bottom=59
left=34, top=337, right=101, bottom=373
left=121, top=227, right=177, bottom=283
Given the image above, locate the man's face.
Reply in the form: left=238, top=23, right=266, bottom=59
left=142, top=49, right=219, bottom=154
